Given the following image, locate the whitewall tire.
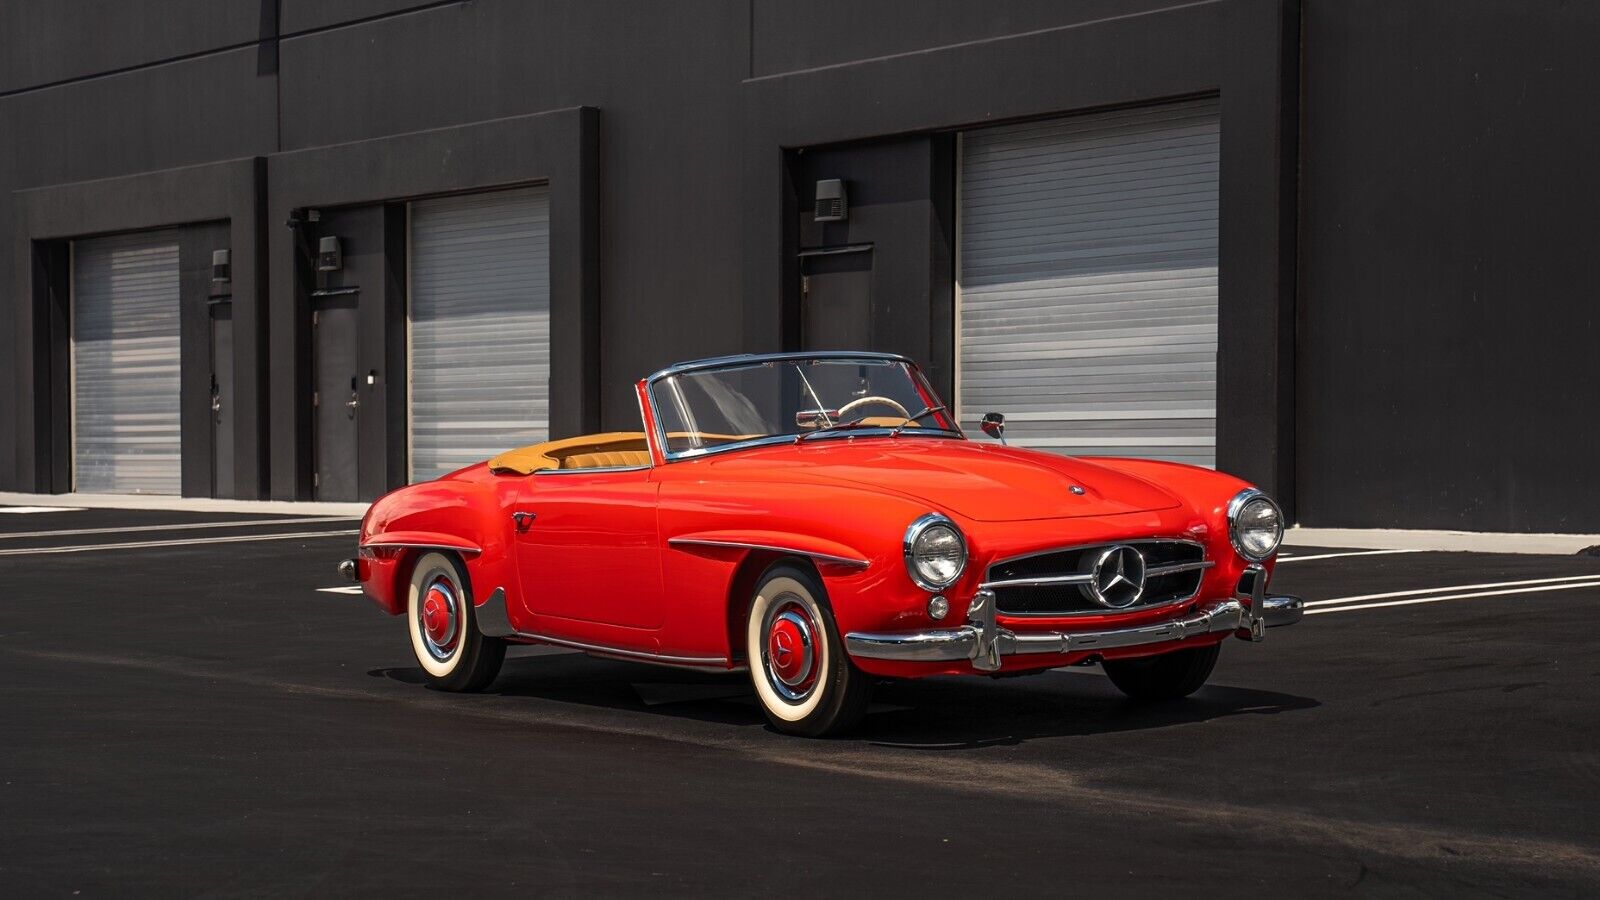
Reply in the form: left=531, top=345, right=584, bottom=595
left=746, top=563, right=871, bottom=737
left=406, top=552, right=505, bottom=692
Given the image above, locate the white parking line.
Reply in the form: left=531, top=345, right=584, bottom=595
left=1307, top=573, right=1600, bottom=608
left=0, top=530, right=357, bottom=556
left=0, top=506, right=85, bottom=514
left=0, top=516, right=358, bottom=541
left=317, top=586, right=364, bottom=595
left=1276, top=549, right=1425, bottom=564
left=1307, top=579, right=1600, bottom=615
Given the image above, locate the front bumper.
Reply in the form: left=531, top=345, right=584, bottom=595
left=846, top=566, right=1302, bottom=672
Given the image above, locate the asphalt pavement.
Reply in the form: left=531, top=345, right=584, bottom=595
left=2, top=506, right=1598, bottom=897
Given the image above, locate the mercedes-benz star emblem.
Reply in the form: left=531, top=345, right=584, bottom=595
left=1087, top=545, right=1147, bottom=609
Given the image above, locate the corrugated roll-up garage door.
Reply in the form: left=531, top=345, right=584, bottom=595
left=72, top=230, right=183, bottom=494
left=959, top=98, right=1220, bottom=467
left=409, top=185, right=551, bottom=481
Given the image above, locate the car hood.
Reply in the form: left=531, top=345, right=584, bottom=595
left=704, top=439, right=1184, bottom=522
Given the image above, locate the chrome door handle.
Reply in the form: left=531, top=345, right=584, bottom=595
left=512, top=511, right=537, bottom=531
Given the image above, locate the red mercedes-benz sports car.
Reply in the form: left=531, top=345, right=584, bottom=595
left=342, top=351, right=1300, bottom=735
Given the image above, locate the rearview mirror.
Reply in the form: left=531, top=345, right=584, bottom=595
left=980, top=412, right=1006, bottom=444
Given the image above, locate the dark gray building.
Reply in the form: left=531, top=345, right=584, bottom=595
left=2, top=0, right=1596, bottom=533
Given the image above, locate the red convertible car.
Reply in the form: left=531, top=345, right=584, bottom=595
left=341, top=351, right=1300, bottom=736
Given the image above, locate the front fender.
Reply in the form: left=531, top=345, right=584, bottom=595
left=668, top=529, right=870, bottom=569
left=356, top=470, right=513, bottom=616
left=361, top=530, right=483, bottom=555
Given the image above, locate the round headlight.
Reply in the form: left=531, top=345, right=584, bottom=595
left=1229, top=490, right=1284, bottom=561
left=904, top=514, right=967, bottom=591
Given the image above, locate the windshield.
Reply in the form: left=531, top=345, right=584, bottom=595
left=651, top=357, right=959, bottom=456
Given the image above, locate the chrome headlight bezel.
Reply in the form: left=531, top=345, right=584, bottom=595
left=1228, top=488, right=1284, bottom=562
left=903, top=513, right=968, bottom=591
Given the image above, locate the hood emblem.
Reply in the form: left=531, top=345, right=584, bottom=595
left=1086, top=545, right=1146, bottom=609
left=1069, top=484, right=1086, bottom=495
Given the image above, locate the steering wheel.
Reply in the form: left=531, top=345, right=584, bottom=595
left=835, top=395, right=911, bottom=421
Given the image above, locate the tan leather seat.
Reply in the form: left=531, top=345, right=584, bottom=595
left=489, top=432, right=650, bottom=474
left=561, top=449, right=653, bottom=469
left=488, top=430, right=765, bottom=475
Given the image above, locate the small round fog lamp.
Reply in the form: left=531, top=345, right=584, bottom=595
left=927, top=595, right=950, bottom=620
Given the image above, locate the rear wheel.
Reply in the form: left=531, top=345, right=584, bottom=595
left=406, top=552, right=505, bottom=692
left=746, top=563, right=871, bottom=737
left=1102, top=642, right=1220, bottom=701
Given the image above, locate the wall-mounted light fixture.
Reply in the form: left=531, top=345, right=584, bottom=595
left=316, top=236, right=343, bottom=272
left=211, top=248, right=232, bottom=285
left=814, top=179, right=848, bottom=223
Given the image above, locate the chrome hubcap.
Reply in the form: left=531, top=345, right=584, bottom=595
left=762, top=596, right=819, bottom=702
left=419, top=576, right=460, bottom=661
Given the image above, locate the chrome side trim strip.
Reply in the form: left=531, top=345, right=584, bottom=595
left=473, top=586, right=734, bottom=667
left=668, top=537, right=871, bottom=569
left=524, top=633, right=732, bottom=668
left=533, top=465, right=651, bottom=475
left=361, top=541, right=482, bottom=556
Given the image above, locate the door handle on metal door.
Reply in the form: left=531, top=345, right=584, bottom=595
left=512, top=511, right=537, bottom=531
left=346, top=392, right=359, bottom=419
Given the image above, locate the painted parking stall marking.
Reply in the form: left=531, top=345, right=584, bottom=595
left=0, top=506, right=86, bottom=514
left=0, top=530, right=358, bottom=557
left=0, top=516, right=358, bottom=541
left=1276, top=548, right=1425, bottom=564
left=1306, top=574, right=1600, bottom=615
left=317, top=586, right=364, bottom=595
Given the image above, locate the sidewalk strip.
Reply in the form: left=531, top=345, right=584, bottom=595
left=0, top=516, right=359, bottom=541
left=0, top=530, right=357, bottom=556
left=1305, top=580, right=1600, bottom=615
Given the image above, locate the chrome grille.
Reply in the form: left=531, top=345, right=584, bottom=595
left=983, top=540, right=1210, bottom=616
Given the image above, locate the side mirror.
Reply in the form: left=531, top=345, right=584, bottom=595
left=980, top=412, right=1006, bottom=444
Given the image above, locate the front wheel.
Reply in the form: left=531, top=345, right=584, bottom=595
left=406, top=552, right=505, bottom=692
left=1102, top=642, right=1221, bottom=701
left=746, top=563, right=871, bottom=737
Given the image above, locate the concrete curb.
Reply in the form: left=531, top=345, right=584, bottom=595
left=0, top=492, right=368, bottom=517
left=1286, top=527, right=1600, bottom=556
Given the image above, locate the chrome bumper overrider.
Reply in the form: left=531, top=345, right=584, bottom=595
left=846, top=567, right=1302, bottom=672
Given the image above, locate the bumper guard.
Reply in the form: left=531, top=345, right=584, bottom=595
left=846, top=565, right=1302, bottom=672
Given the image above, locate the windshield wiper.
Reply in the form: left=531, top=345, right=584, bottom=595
left=794, top=419, right=881, bottom=443
left=891, top=405, right=948, bottom=437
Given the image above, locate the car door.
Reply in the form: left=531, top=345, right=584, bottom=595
left=510, top=468, right=664, bottom=630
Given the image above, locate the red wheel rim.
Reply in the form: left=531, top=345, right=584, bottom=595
left=762, top=598, right=819, bottom=702
left=418, top=577, right=460, bottom=660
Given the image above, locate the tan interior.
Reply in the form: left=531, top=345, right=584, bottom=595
left=487, top=421, right=890, bottom=475
left=489, top=430, right=757, bottom=474
left=489, top=432, right=652, bottom=474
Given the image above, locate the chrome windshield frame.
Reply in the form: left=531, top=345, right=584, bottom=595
left=644, top=352, right=965, bottom=463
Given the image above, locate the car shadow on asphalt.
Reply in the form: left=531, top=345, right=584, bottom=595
left=369, top=651, right=1319, bottom=748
